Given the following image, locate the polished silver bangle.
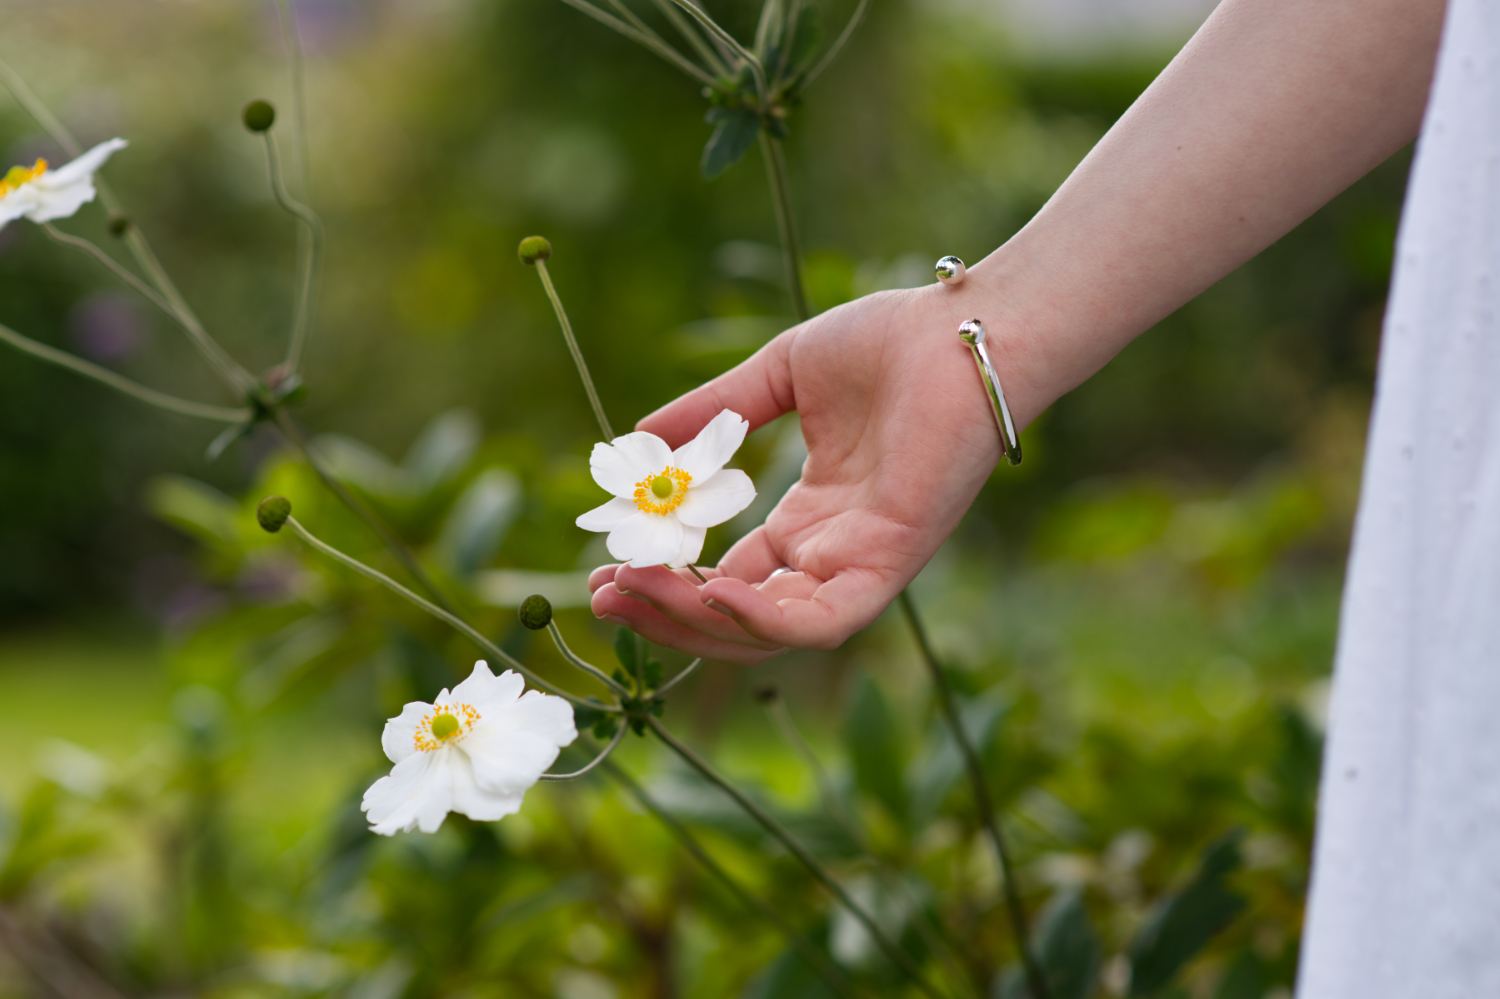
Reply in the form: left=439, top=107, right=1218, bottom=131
left=936, top=256, right=1022, bottom=466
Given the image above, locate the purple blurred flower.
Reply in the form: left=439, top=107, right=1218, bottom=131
left=69, top=290, right=146, bottom=362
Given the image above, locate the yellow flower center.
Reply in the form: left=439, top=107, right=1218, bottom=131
left=414, top=702, right=479, bottom=752
left=634, top=466, right=691, bottom=515
left=0, top=159, right=47, bottom=197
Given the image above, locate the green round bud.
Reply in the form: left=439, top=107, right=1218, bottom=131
left=430, top=712, right=459, bottom=739
left=518, top=594, right=553, bottom=630
left=753, top=683, right=779, bottom=705
left=517, top=235, right=552, bottom=266
left=242, top=99, right=277, bottom=133
left=257, top=495, right=292, bottom=533
left=107, top=213, right=132, bottom=238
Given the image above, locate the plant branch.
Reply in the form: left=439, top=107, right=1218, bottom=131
left=546, top=621, right=634, bottom=698
left=760, top=133, right=809, bottom=321
left=273, top=0, right=312, bottom=200
left=262, top=132, right=324, bottom=373
left=664, top=0, right=768, bottom=102
left=533, top=259, right=615, bottom=441
left=898, top=590, right=1048, bottom=999
left=539, top=722, right=628, bottom=780
left=555, top=0, right=717, bottom=85
left=802, top=0, right=871, bottom=88
left=282, top=515, right=613, bottom=710
left=649, top=0, right=729, bottom=76
left=652, top=656, right=703, bottom=697
left=600, top=758, right=857, bottom=998
left=646, top=715, right=948, bottom=999
left=0, top=321, right=251, bottom=423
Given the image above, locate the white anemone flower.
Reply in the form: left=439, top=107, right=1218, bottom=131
left=362, top=661, right=577, bottom=835
left=576, top=408, right=757, bottom=568
left=0, top=139, right=128, bottom=231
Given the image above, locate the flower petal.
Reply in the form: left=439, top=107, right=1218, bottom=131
left=447, top=660, right=525, bottom=713
left=380, top=699, right=436, bottom=764
left=669, top=524, right=707, bottom=568
left=675, top=468, right=756, bottom=528
left=606, top=511, right=684, bottom=567
left=26, top=138, right=127, bottom=224
left=464, top=690, right=577, bottom=795
left=671, top=409, right=749, bottom=481
left=362, top=750, right=454, bottom=836
left=576, top=496, right=638, bottom=533
left=39, top=138, right=128, bottom=187
left=591, top=432, right=672, bottom=497
left=448, top=746, right=526, bottom=821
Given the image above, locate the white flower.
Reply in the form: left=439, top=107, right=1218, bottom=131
left=576, top=408, right=757, bottom=568
left=361, top=661, right=577, bottom=835
left=0, top=139, right=128, bottom=232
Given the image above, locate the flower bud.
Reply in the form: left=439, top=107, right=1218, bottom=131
left=257, top=495, right=292, bottom=533
left=107, top=213, right=132, bottom=238
left=753, top=683, right=779, bottom=705
left=518, top=594, right=553, bottom=630
left=517, top=235, right=552, bottom=266
left=242, top=100, right=277, bottom=133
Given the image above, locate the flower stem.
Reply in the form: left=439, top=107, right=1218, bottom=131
left=759, top=132, right=809, bottom=323
left=652, top=656, right=703, bottom=697
left=538, top=723, right=628, bottom=780
left=532, top=259, right=615, bottom=441
left=546, top=621, right=633, bottom=698
left=262, top=132, right=323, bottom=374
left=898, top=591, right=1049, bottom=999
left=646, top=716, right=949, bottom=999
left=599, top=758, right=858, bottom=999
left=268, top=407, right=459, bottom=615
left=686, top=564, right=709, bottom=584
left=0, top=320, right=251, bottom=423
left=282, top=515, right=612, bottom=711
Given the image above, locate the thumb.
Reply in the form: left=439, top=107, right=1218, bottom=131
left=637, top=330, right=796, bottom=447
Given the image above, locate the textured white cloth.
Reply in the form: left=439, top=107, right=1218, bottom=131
left=1297, top=0, right=1500, bottom=995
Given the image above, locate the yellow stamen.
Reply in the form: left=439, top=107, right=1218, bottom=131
left=634, top=466, right=692, bottom=515
left=0, top=159, right=48, bottom=197
left=413, top=702, right=479, bottom=752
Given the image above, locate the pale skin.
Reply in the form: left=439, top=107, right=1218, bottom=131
left=589, top=0, right=1449, bottom=665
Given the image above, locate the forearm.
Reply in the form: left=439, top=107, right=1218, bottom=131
left=929, top=0, right=1445, bottom=427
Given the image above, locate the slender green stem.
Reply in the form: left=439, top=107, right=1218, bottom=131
left=533, top=260, right=615, bottom=441
left=653, top=657, right=703, bottom=697
left=268, top=408, right=459, bottom=614
left=0, top=321, right=251, bottom=423
left=282, top=515, right=611, bottom=711
left=686, top=564, right=709, bottom=584
left=801, top=0, right=871, bottom=88
left=898, top=591, right=1049, bottom=999
left=646, top=716, right=948, bottom=999
left=262, top=132, right=324, bottom=372
left=556, top=0, right=716, bottom=85
left=546, top=621, right=633, bottom=698
left=759, top=133, right=809, bottom=322
left=539, top=723, right=627, bottom=780
left=600, top=758, right=857, bottom=998
left=649, top=0, right=729, bottom=76
left=273, top=0, right=312, bottom=200
left=42, top=224, right=173, bottom=314
left=664, top=0, right=768, bottom=101
left=0, top=57, right=81, bottom=158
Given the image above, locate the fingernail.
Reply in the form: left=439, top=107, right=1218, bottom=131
left=599, top=614, right=629, bottom=626
left=705, top=598, right=734, bottom=617
left=619, top=587, right=651, bottom=606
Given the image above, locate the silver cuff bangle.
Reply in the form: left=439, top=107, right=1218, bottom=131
left=936, top=256, right=1022, bottom=466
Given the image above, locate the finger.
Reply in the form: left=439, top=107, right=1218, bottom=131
left=588, top=564, right=622, bottom=593
left=636, top=331, right=796, bottom=446
left=614, top=563, right=785, bottom=650
left=698, top=568, right=896, bottom=650
left=591, top=583, right=784, bottom=665
left=714, top=525, right=793, bottom=585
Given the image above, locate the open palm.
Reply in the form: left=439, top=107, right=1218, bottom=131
left=588, top=282, right=1030, bottom=664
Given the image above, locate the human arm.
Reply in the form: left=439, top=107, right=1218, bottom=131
left=590, top=0, right=1447, bottom=663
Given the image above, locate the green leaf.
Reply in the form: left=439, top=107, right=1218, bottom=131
left=643, top=657, right=664, bottom=690
left=909, top=693, right=1008, bottom=825
left=842, top=676, right=908, bottom=824
left=993, top=890, right=1100, bottom=999
left=744, top=938, right=839, bottom=999
left=1127, top=829, right=1247, bottom=996
left=434, top=467, right=520, bottom=577
left=701, top=108, right=761, bottom=179
left=1212, top=952, right=1268, bottom=999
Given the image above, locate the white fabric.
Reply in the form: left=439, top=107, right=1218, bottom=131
left=1298, top=0, right=1500, bottom=995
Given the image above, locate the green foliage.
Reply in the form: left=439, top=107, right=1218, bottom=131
left=702, top=107, right=763, bottom=178
left=1128, top=830, right=1249, bottom=996
left=843, top=675, right=909, bottom=826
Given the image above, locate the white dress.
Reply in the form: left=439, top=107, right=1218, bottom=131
left=1297, top=0, right=1500, bottom=995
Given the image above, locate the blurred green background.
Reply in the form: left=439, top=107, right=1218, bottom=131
left=0, top=0, right=1399, bottom=996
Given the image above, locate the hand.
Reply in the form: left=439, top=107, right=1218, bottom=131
left=587, top=281, right=1044, bottom=664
